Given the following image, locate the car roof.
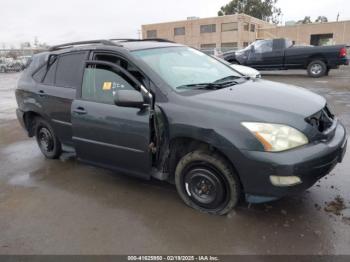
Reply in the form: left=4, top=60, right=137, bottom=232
left=120, top=40, right=183, bottom=51
left=31, top=40, right=185, bottom=69
left=48, top=39, right=184, bottom=54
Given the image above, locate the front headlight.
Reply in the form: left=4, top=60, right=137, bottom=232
left=242, top=122, right=308, bottom=152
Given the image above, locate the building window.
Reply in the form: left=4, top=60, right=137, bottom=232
left=250, top=24, right=256, bottom=32
left=174, top=27, right=185, bottom=36
left=221, top=42, right=238, bottom=48
left=243, top=22, right=249, bottom=31
left=221, top=22, right=238, bottom=32
left=243, top=42, right=249, bottom=47
left=200, top=43, right=216, bottom=49
left=146, top=30, right=157, bottom=38
left=310, top=33, right=334, bottom=46
left=200, top=24, right=216, bottom=34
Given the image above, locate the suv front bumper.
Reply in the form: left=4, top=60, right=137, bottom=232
left=239, top=122, right=347, bottom=203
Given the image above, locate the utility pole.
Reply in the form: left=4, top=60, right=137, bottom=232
left=34, top=36, right=39, bottom=48
left=337, top=13, right=340, bottom=22
left=280, top=14, right=284, bottom=25
left=137, top=29, right=142, bottom=39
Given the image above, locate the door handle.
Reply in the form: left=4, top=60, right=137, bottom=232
left=73, top=107, right=87, bottom=115
left=38, top=90, right=46, bottom=97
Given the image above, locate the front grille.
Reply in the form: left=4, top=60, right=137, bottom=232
left=306, top=105, right=334, bottom=132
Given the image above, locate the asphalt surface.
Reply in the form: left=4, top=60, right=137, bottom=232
left=0, top=68, right=350, bottom=255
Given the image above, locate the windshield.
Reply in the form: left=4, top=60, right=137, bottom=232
left=240, top=43, right=253, bottom=52
left=132, top=47, right=242, bottom=91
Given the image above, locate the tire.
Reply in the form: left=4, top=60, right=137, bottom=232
left=307, top=60, right=327, bottom=78
left=175, top=150, right=241, bottom=215
left=34, top=117, right=62, bottom=159
left=0, top=67, right=6, bottom=73
left=325, top=68, right=330, bottom=76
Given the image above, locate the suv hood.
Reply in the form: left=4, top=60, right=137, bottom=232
left=193, top=79, right=325, bottom=117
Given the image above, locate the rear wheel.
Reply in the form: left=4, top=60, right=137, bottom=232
left=35, top=118, right=62, bottom=159
left=307, top=60, right=327, bottom=78
left=175, top=150, right=241, bottom=215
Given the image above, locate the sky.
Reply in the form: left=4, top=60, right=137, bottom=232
left=1, top=0, right=350, bottom=48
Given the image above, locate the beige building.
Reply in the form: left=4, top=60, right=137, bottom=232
left=142, top=14, right=350, bottom=51
left=142, top=14, right=273, bottom=50
left=259, top=20, right=350, bottom=46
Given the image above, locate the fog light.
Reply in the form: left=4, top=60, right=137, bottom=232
left=270, top=176, right=302, bottom=187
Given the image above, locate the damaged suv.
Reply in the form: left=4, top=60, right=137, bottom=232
left=16, top=39, right=347, bottom=215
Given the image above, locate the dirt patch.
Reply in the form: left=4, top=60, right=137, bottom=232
left=324, top=195, right=346, bottom=216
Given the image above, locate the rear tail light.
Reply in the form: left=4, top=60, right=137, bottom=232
left=339, top=47, right=347, bottom=58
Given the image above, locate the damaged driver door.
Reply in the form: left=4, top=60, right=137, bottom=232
left=71, top=61, right=152, bottom=178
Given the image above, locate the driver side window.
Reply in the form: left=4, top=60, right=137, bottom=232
left=93, top=53, right=149, bottom=87
left=82, top=65, right=137, bottom=104
left=254, top=40, right=273, bottom=53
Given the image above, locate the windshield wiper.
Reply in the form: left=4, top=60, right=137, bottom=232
left=176, top=79, right=242, bottom=90
left=213, top=75, right=247, bottom=84
left=176, top=83, right=222, bottom=90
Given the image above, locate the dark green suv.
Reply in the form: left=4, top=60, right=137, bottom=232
left=15, top=39, right=347, bottom=215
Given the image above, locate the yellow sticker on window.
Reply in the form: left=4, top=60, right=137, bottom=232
left=102, top=82, right=112, bottom=90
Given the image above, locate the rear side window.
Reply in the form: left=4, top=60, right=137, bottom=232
left=29, top=54, right=46, bottom=73
left=55, top=52, right=86, bottom=88
left=33, top=65, right=46, bottom=82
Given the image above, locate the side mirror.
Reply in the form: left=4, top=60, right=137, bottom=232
left=250, top=45, right=255, bottom=52
left=114, top=89, right=146, bottom=108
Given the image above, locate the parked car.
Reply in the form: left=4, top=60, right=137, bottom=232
left=222, top=38, right=349, bottom=77
left=212, top=55, right=261, bottom=79
left=16, top=39, right=347, bottom=215
left=0, top=57, right=24, bottom=73
left=231, top=64, right=261, bottom=79
left=0, top=58, right=7, bottom=73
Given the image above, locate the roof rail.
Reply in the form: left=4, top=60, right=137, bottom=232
left=110, top=38, right=175, bottom=43
left=110, top=38, right=140, bottom=42
left=49, top=40, right=122, bottom=51
left=145, top=38, right=175, bottom=43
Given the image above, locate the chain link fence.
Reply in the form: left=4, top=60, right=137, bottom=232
left=0, top=49, right=45, bottom=73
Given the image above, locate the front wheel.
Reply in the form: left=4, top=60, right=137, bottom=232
left=35, top=118, right=62, bottom=159
left=175, top=150, right=241, bottom=215
left=307, top=60, right=327, bottom=78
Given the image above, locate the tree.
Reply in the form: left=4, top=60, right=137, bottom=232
left=34, top=36, right=39, bottom=48
left=297, top=16, right=312, bottom=24
left=218, top=0, right=282, bottom=24
left=20, top=42, right=31, bottom=49
left=315, top=16, right=328, bottom=23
